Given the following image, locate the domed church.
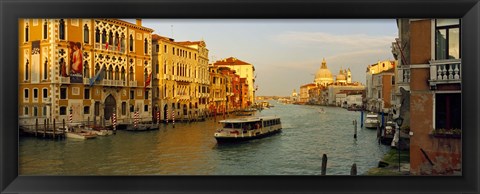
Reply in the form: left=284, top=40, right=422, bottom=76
left=314, top=58, right=334, bottom=87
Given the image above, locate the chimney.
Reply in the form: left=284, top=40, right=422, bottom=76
left=136, top=19, right=142, bottom=26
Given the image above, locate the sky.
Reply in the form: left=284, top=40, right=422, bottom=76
left=129, top=19, right=398, bottom=96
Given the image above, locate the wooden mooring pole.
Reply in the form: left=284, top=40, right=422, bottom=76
left=43, top=119, right=47, bottom=138
left=321, top=154, right=327, bottom=175
left=50, top=119, right=55, bottom=139
left=53, top=119, right=56, bottom=139
left=62, top=119, right=66, bottom=133
left=353, top=120, right=357, bottom=139
left=35, top=118, right=38, bottom=137
left=350, top=163, right=357, bottom=175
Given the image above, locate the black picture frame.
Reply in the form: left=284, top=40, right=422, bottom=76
left=1, top=0, right=479, bottom=193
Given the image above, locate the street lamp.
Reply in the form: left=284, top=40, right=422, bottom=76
left=394, top=116, right=404, bottom=172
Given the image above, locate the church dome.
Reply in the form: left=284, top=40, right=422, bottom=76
left=314, top=58, right=334, bottom=85
left=336, top=69, right=347, bottom=81
left=336, top=74, right=346, bottom=81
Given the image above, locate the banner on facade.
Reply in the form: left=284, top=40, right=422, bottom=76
left=31, top=41, right=40, bottom=83
left=69, top=41, right=83, bottom=83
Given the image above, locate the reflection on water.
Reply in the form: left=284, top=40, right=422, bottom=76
left=19, top=102, right=389, bottom=175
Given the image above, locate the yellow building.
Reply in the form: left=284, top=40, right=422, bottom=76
left=19, top=18, right=154, bottom=126
left=212, top=57, right=256, bottom=106
left=152, top=34, right=210, bottom=121
left=208, top=65, right=228, bottom=114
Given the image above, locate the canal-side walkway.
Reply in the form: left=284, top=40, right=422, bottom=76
left=365, top=149, right=410, bottom=175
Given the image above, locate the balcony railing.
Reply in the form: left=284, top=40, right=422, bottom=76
left=83, top=78, right=91, bottom=85
left=129, top=81, right=137, bottom=87
left=397, top=67, right=410, bottom=84
left=429, top=59, right=461, bottom=86
left=60, top=77, right=70, bottom=84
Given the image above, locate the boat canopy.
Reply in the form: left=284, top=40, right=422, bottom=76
left=219, top=116, right=279, bottom=124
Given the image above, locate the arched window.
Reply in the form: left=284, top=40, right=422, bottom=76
left=108, top=30, right=113, bottom=45
left=43, top=20, right=48, bottom=39
left=164, top=61, right=167, bottom=74
left=25, top=24, right=29, bottom=42
left=25, top=59, right=29, bottom=80
left=59, top=19, right=65, bottom=40
left=83, top=61, right=89, bottom=78
left=121, top=33, right=125, bottom=52
left=115, top=66, right=119, bottom=80
left=121, top=67, right=125, bottom=81
left=43, top=59, right=48, bottom=80
left=83, top=24, right=89, bottom=43
left=129, top=66, right=134, bottom=81
left=144, top=38, right=148, bottom=54
left=95, top=28, right=100, bottom=43
left=129, top=34, right=134, bottom=51
left=101, top=29, right=106, bottom=44
left=114, top=32, right=119, bottom=50
left=95, top=63, right=100, bottom=75
left=108, top=66, right=113, bottom=80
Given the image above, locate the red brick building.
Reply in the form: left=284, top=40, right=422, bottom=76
left=396, top=19, right=461, bottom=175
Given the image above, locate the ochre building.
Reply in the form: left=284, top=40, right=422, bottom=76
left=19, top=19, right=154, bottom=126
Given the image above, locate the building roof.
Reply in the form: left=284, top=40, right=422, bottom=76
left=213, top=57, right=251, bottom=66
left=300, top=83, right=317, bottom=88
left=107, top=19, right=154, bottom=32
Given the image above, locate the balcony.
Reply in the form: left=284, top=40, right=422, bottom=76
left=429, top=59, right=461, bottom=87
left=60, top=77, right=70, bottom=84
left=129, top=81, right=137, bottom=87
left=397, top=67, right=410, bottom=84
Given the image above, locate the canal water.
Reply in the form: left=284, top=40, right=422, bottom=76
left=19, top=102, right=390, bottom=175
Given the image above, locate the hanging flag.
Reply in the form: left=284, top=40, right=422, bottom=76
left=89, top=67, right=105, bottom=87
left=144, top=72, right=152, bottom=91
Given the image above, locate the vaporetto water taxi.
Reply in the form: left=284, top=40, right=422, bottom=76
left=214, top=116, right=282, bottom=143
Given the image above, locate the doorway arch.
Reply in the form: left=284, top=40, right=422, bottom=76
left=104, top=94, right=116, bottom=120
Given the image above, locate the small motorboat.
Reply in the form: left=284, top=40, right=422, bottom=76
left=66, top=123, right=97, bottom=140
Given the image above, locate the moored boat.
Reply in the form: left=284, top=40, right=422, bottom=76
left=364, top=112, right=380, bottom=129
left=66, top=123, right=97, bottom=140
left=86, top=125, right=113, bottom=136
left=214, top=116, right=282, bottom=143
left=235, top=108, right=257, bottom=116
left=125, top=123, right=151, bottom=131
left=379, top=121, right=396, bottom=145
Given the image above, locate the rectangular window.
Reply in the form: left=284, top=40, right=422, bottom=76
left=59, top=106, right=67, bottom=115
left=43, top=106, right=47, bottom=116
left=24, top=89, right=29, bottom=99
left=84, top=88, right=90, bottom=99
left=60, top=88, right=67, bottom=99
left=24, top=106, right=29, bottom=116
left=94, top=102, right=100, bottom=116
left=156, top=44, right=159, bottom=52
left=145, top=91, right=149, bottom=99
left=130, top=105, right=134, bottom=112
left=164, top=45, right=167, bottom=53
left=435, top=93, right=461, bottom=130
left=130, top=90, right=135, bottom=99
left=122, top=102, right=126, bottom=115
left=435, top=19, right=460, bottom=60
left=33, top=89, right=38, bottom=101
left=144, top=105, right=148, bottom=112
left=43, top=88, right=48, bottom=98
left=84, top=106, right=90, bottom=114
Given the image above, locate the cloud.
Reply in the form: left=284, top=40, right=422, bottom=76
left=273, top=31, right=395, bottom=49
